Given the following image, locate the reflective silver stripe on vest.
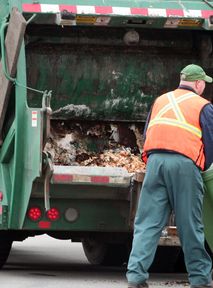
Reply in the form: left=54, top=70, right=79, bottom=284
left=148, top=92, right=202, bottom=138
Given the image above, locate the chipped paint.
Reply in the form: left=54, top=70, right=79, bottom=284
left=52, top=104, right=91, bottom=119
left=112, top=70, right=122, bottom=80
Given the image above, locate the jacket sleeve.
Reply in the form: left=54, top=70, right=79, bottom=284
left=200, top=103, right=213, bottom=170
left=141, top=110, right=151, bottom=163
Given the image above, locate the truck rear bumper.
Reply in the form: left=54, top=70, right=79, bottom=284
left=51, top=165, right=132, bottom=187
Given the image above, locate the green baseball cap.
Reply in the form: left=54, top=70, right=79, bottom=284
left=180, top=64, right=212, bottom=83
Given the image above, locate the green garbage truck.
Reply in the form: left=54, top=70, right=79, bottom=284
left=0, top=0, right=212, bottom=270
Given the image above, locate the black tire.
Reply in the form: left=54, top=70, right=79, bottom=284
left=82, top=238, right=128, bottom=266
left=0, top=238, right=12, bottom=269
left=149, top=246, right=184, bottom=273
left=174, top=248, right=186, bottom=273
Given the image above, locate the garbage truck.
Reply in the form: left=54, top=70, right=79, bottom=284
left=0, top=0, right=212, bottom=271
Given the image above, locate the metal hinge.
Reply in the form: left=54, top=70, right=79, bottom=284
left=42, top=151, right=53, bottom=211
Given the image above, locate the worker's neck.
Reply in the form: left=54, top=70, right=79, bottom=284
left=178, top=80, right=197, bottom=94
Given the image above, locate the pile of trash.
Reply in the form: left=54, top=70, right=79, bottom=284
left=45, top=121, right=146, bottom=173
left=78, top=149, right=145, bottom=173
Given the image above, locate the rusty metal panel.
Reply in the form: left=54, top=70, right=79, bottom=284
left=25, top=25, right=213, bottom=121
left=0, top=7, right=26, bottom=138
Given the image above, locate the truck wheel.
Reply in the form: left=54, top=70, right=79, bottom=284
left=0, top=238, right=12, bottom=269
left=149, top=246, right=183, bottom=273
left=82, top=238, right=128, bottom=266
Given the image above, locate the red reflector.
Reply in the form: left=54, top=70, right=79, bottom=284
left=0, top=192, right=3, bottom=202
left=53, top=174, right=73, bottom=183
left=91, top=176, right=109, bottom=183
left=59, top=5, right=77, bottom=13
left=38, top=221, right=51, bottom=229
left=22, top=3, right=41, bottom=12
left=46, top=208, right=60, bottom=221
left=27, top=207, right=42, bottom=221
left=130, top=7, right=148, bottom=16
left=95, top=6, right=113, bottom=14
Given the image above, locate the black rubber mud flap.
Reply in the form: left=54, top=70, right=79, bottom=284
left=0, top=234, right=13, bottom=269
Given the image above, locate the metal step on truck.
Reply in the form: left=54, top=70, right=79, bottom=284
left=0, top=0, right=212, bottom=271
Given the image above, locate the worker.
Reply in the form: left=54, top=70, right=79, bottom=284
left=126, top=64, right=213, bottom=288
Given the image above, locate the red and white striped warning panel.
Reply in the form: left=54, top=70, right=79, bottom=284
left=22, top=3, right=213, bottom=19
left=51, top=165, right=131, bottom=187
left=31, top=111, right=38, bottom=127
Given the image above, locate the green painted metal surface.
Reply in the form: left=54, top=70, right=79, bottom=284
left=23, top=197, right=130, bottom=231
left=0, top=2, right=9, bottom=27
left=203, top=195, right=213, bottom=252
left=203, top=166, right=213, bottom=252
left=0, top=39, right=42, bottom=229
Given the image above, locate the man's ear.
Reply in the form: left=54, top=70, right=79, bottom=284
left=194, top=80, right=199, bottom=88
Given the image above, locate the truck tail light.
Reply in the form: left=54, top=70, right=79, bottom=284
left=28, top=207, right=42, bottom=221
left=46, top=208, right=60, bottom=221
left=65, top=207, right=79, bottom=222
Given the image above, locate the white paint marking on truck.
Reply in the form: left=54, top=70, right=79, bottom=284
left=112, top=7, right=131, bottom=15
left=183, top=9, right=202, bottom=17
left=76, top=5, right=95, bottom=14
left=40, top=4, right=60, bottom=13
left=148, top=8, right=167, bottom=17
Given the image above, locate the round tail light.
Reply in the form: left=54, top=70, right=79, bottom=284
left=65, top=208, right=79, bottom=222
left=28, top=207, right=42, bottom=221
left=46, top=208, right=60, bottom=221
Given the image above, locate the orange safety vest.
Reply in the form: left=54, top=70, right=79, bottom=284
left=143, top=89, right=209, bottom=170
